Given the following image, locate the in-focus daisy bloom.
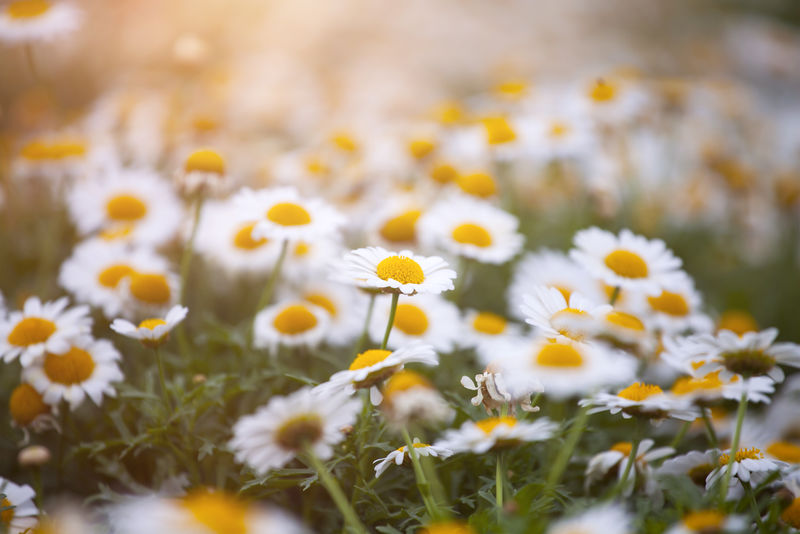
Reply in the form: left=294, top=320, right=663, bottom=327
left=339, top=246, right=456, bottom=296
left=373, top=440, right=453, bottom=478
left=110, top=305, right=188, bottom=348
left=0, top=296, right=91, bottom=366
left=229, top=387, right=360, bottom=475
left=368, top=294, right=461, bottom=352
left=521, top=286, right=610, bottom=340
left=435, top=415, right=556, bottom=454
left=177, top=148, right=227, bottom=195
left=706, top=447, right=785, bottom=496
left=418, top=196, right=523, bottom=264
left=546, top=505, right=632, bottom=534
left=585, top=439, right=674, bottom=496
left=0, top=0, right=82, bottom=44
left=380, top=370, right=453, bottom=426
left=570, top=227, right=684, bottom=296
left=580, top=382, right=698, bottom=421
left=0, top=477, right=38, bottom=534
left=665, top=510, right=747, bottom=534
left=23, top=336, right=123, bottom=410
left=8, top=383, right=52, bottom=428
left=253, top=300, right=330, bottom=352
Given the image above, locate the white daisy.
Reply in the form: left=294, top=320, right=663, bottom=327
left=669, top=372, right=775, bottom=405
left=118, top=267, right=180, bottom=320
left=23, top=335, right=123, bottom=410
left=523, top=109, right=598, bottom=164
left=706, top=447, right=786, bottom=496
left=585, top=439, right=674, bottom=497
left=580, top=382, right=698, bottom=421
left=338, top=246, right=456, bottom=296
left=591, top=308, right=655, bottom=353
left=576, top=76, right=648, bottom=124
left=656, top=450, right=718, bottom=487
left=460, top=309, right=525, bottom=365
left=8, top=382, right=53, bottom=429
left=545, top=505, right=632, bottom=534
left=253, top=300, right=330, bottom=353
left=282, top=239, right=345, bottom=284
left=176, top=148, right=227, bottom=196
left=665, top=510, right=747, bottom=534
left=628, top=272, right=714, bottom=335
left=435, top=415, right=556, bottom=454
left=0, top=296, right=91, bottom=366
left=373, top=440, right=453, bottom=478
left=0, top=0, right=82, bottom=44
left=521, top=286, right=611, bottom=340
left=460, top=366, right=543, bottom=415
left=0, top=477, right=38, bottom=534
left=379, top=370, right=453, bottom=426
left=279, top=281, right=367, bottom=347
left=110, top=305, right=188, bottom=349
left=363, top=197, right=427, bottom=249
left=570, top=227, right=684, bottom=296
left=229, top=387, right=360, bottom=475
left=368, top=294, right=461, bottom=352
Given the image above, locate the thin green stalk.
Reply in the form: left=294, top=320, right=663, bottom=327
left=609, top=438, right=639, bottom=500
left=401, top=427, right=441, bottom=521
left=179, top=195, right=205, bottom=304
left=154, top=346, right=171, bottom=410
left=670, top=421, right=690, bottom=449
left=701, top=407, right=719, bottom=448
left=255, top=238, right=289, bottom=313
left=451, top=257, right=470, bottom=304
left=545, top=406, right=589, bottom=491
left=303, top=444, right=368, bottom=534
left=31, top=467, right=43, bottom=510
left=354, top=293, right=376, bottom=354
left=381, top=293, right=400, bottom=350
left=720, top=391, right=748, bottom=504
left=495, top=450, right=505, bottom=521
left=743, top=482, right=766, bottom=533
left=609, top=286, right=621, bottom=306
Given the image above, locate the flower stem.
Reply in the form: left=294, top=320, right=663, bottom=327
left=354, top=293, right=376, bottom=354
left=179, top=195, right=205, bottom=305
left=154, top=346, right=171, bottom=410
left=451, top=257, right=470, bottom=304
left=401, top=427, right=441, bottom=521
left=701, top=407, right=718, bottom=448
left=381, top=293, right=399, bottom=350
left=495, top=450, right=505, bottom=521
left=670, top=421, right=690, bottom=449
left=249, top=239, right=289, bottom=346
left=303, top=444, right=368, bottom=534
left=609, top=286, right=621, bottom=306
left=545, top=406, right=589, bottom=492
left=609, top=437, right=639, bottom=500
left=720, top=391, right=748, bottom=503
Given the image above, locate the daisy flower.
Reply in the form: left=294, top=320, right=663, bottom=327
left=0, top=296, right=91, bottom=366
left=628, top=272, right=714, bottom=335
left=585, top=439, right=674, bottom=496
left=670, top=372, right=775, bottom=405
left=118, top=267, right=180, bottom=319
left=525, top=110, right=598, bottom=164
left=282, top=239, right=345, bottom=284
left=368, top=294, right=460, bottom=352
left=66, top=168, right=183, bottom=247
left=252, top=300, right=330, bottom=352
left=229, top=387, right=360, bottom=475
left=782, top=474, right=800, bottom=530
left=521, top=286, right=611, bottom=340
left=706, top=447, right=786, bottom=496
left=379, top=370, right=453, bottom=426
left=417, top=196, right=524, bottom=264
left=576, top=76, right=648, bottom=124
left=570, top=227, right=684, bottom=296
left=0, top=477, right=38, bottom=534
left=436, top=415, right=556, bottom=455
left=176, top=148, right=227, bottom=196
left=23, top=336, right=123, bottom=410
left=460, top=364, right=543, bottom=415
left=110, top=305, right=188, bottom=349
left=460, top=309, right=524, bottom=365
left=338, top=246, right=456, bottom=296
left=8, top=383, right=53, bottom=429
left=665, top=510, right=747, bottom=534
left=0, top=0, right=82, bottom=44
left=455, top=170, right=498, bottom=199
left=545, top=505, right=632, bottom=534
left=280, top=281, right=367, bottom=347
left=579, top=382, right=698, bottom=421
left=656, top=450, right=718, bottom=488
left=373, top=440, right=453, bottom=478
left=363, top=197, right=426, bottom=249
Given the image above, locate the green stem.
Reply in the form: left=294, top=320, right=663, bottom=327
left=608, top=436, right=639, bottom=500
left=255, top=238, right=289, bottom=313
left=670, top=421, right=690, bottom=449
left=381, top=293, right=400, bottom=350
left=179, top=195, right=205, bottom=305
left=609, top=286, right=621, bottom=306
left=32, top=467, right=43, bottom=510
left=401, top=427, right=440, bottom=521
left=154, top=346, right=171, bottom=410
left=451, top=257, right=470, bottom=304
left=354, top=293, right=376, bottom=354
left=701, top=407, right=719, bottom=448
left=743, top=482, right=766, bottom=533
left=495, top=451, right=505, bottom=521
left=720, top=391, right=748, bottom=503
left=303, top=444, right=368, bottom=534
left=545, top=406, right=589, bottom=491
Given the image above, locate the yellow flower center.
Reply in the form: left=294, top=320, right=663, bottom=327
left=266, top=202, right=311, bottom=226
left=393, top=304, right=429, bottom=336
left=495, top=80, right=528, bottom=97
left=688, top=464, right=713, bottom=486
left=648, top=290, right=689, bottom=316
left=408, top=139, right=436, bottom=160
left=605, top=311, right=645, bottom=331
left=451, top=223, right=493, bottom=248
left=535, top=342, right=584, bottom=367
left=9, top=383, right=49, bottom=426
left=721, top=349, right=775, bottom=377
left=138, top=318, right=167, bottom=330
left=181, top=491, right=247, bottom=534
left=420, top=521, right=476, bottom=534
left=349, top=349, right=392, bottom=371
left=717, top=310, right=758, bottom=336
left=481, top=116, right=516, bottom=145
left=682, top=510, right=725, bottom=531
left=671, top=372, right=724, bottom=395
left=718, top=447, right=763, bottom=466
left=272, top=305, right=318, bottom=335
left=51, top=140, right=87, bottom=159
left=782, top=497, right=800, bottom=528
left=7, top=0, right=51, bottom=19
left=457, top=172, right=497, bottom=198
left=7, top=317, right=56, bottom=347
left=192, top=116, right=218, bottom=132
left=305, top=155, right=329, bottom=176
left=379, top=210, right=422, bottom=243
left=609, top=442, right=632, bottom=457
left=617, top=382, right=663, bottom=401
left=43, top=346, right=95, bottom=385
left=604, top=249, right=649, bottom=279
left=275, top=413, right=324, bottom=450
left=376, top=256, right=425, bottom=285
left=1, top=497, right=13, bottom=524
left=330, top=132, right=359, bottom=153
left=589, top=79, right=617, bottom=102
left=397, top=442, right=431, bottom=452
left=20, top=140, right=50, bottom=160
left=766, top=441, right=800, bottom=463
left=383, top=370, right=433, bottom=397
left=97, top=264, right=135, bottom=288
left=434, top=101, right=464, bottom=125
left=304, top=294, right=336, bottom=317
left=548, top=121, right=571, bottom=138
left=106, top=194, right=148, bottom=222
left=475, top=416, right=517, bottom=434
left=232, top=222, right=267, bottom=250
left=129, top=273, right=171, bottom=305
left=430, top=162, right=458, bottom=184
left=294, top=242, right=310, bottom=256
left=184, top=149, right=225, bottom=174
left=472, top=312, right=507, bottom=335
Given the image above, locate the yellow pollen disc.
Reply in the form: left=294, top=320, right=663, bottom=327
left=671, top=371, right=723, bottom=395
left=184, top=149, right=225, bottom=174
left=43, top=346, right=95, bottom=385
left=330, top=132, right=359, bottom=153
left=766, top=441, right=800, bottom=463
left=294, top=242, right=310, bottom=256
left=379, top=210, right=422, bottom=243
left=682, top=510, right=725, bottom=531
left=648, top=290, right=689, bottom=316
left=430, top=162, right=458, bottom=184
left=397, top=442, right=431, bottom=453
left=481, top=116, right=516, bottom=145
left=383, top=370, right=433, bottom=397
left=610, top=441, right=632, bottom=456
left=138, top=318, right=167, bottom=330
left=1, top=497, right=13, bottom=524
left=617, top=382, right=663, bottom=401
left=457, top=172, right=497, bottom=198
left=9, top=383, right=49, bottom=426
left=266, top=202, right=311, bottom=226
left=52, top=141, right=87, bottom=159
left=97, top=264, right=135, bottom=288
left=605, top=311, right=645, bottom=331
left=376, top=256, right=425, bottom=285
left=604, top=249, right=649, bottom=279
left=129, top=273, right=171, bottom=305
left=275, top=413, right=323, bottom=450
left=106, top=194, right=147, bottom=222
left=232, top=222, right=267, bottom=250
left=718, top=447, right=763, bottom=466
left=782, top=497, right=800, bottom=528
left=589, top=79, right=617, bottom=102
left=472, top=312, right=506, bottom=335
left=717, top=310, right=758, bottom=336
left=20, top=140, right=51, bottom=160
left=349, top=349, right=392, bottom=371
left=535, top=342, right=584, bottom=367
left=475, top=416, right=517, bottom=434
left=451, top=223, right=493, bottom=248
left=181, top=491, right=247, bottom=534
left=393, top=304, right=429, bottom=336
left=192, top=116, right=218, bottom=132
left=420, top=521, right=476, bottom=534
left=305, top=155, right=329, bottom=175
left=548, top=121, right=571, bottom=138
left=273, top=305, right=318, bottom=335
left=495, top=80, right=528, bottom=96
left=7, top=0, right=51, bottom=19
left=7, top=317, right=56, bottom=347
left=434, top=101, right=465, bottom=125
left=408, top=139, right=436, bottom=160
left=305, top=293, right=336, bottom=317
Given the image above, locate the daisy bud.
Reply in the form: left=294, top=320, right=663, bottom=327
left=18, top=444, right=50, bottom=467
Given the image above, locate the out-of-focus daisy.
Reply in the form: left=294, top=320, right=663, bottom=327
left=176, top=148, right=227, bottom=196
left=229, top=387, right=360, bottom=475
left=455, top=170, right=498, bottom=199
left=282, top=239, right=344, bottom=284
left=0, top=0, right=82, bottom=44
left=629, top=272, right=713, bottom=335
left=418, top=196, right=523, bottom=264
left=716, top=309, right=758, bottom=337
left=585, top=439, right=674, bottom=496
left=363, top=197, right=426, bottom=249
left=379, top=370, right=453, bottom=426
left=706, top=447, right=785, bottom=496
left=577, top=76, right=648, bottom=123
left=521, top=286, right=610, bottom=340
left=580, top=382, right=698, bottom=421
left=782, top=474, right=800, bottom=530
left=460, top=309, right=524, bottom=364
left=0, top=477, right=38, bottom=534
left=338, top=246, right=456, bottom=296
left=461, top=364, right=542, bottom=415
left=8, top=382, right=52, bottom=430
left=665, top=510, right=747, bottom=534
left=0, top=296, right=91, bottom=366
left=253, top=300, right=330, bottom=352
left=669, top=372, right=775, bottom=405
left=67, top=169, right=182, bottom=247
left=368, top=294, right=460, bottom=352
left=525, top=110, right=598, bottom=164
left=657, top=450, right=718, bottom=488
left=570, top=227, right=684, bottom=296
left=110, top=305, right=188, bottom=349
left=118, top=267, right=180, bottom=319
left=23, top=336, right=122, bottom=410
left=436, top=415, right=556, bottom=454
left=545, top=505, right=632, bottom=534
left=593, top=308, right=654, bottom=353
left=373, top=440, right=453, bottom=478
left=282, top=281, right=366, bottom=347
